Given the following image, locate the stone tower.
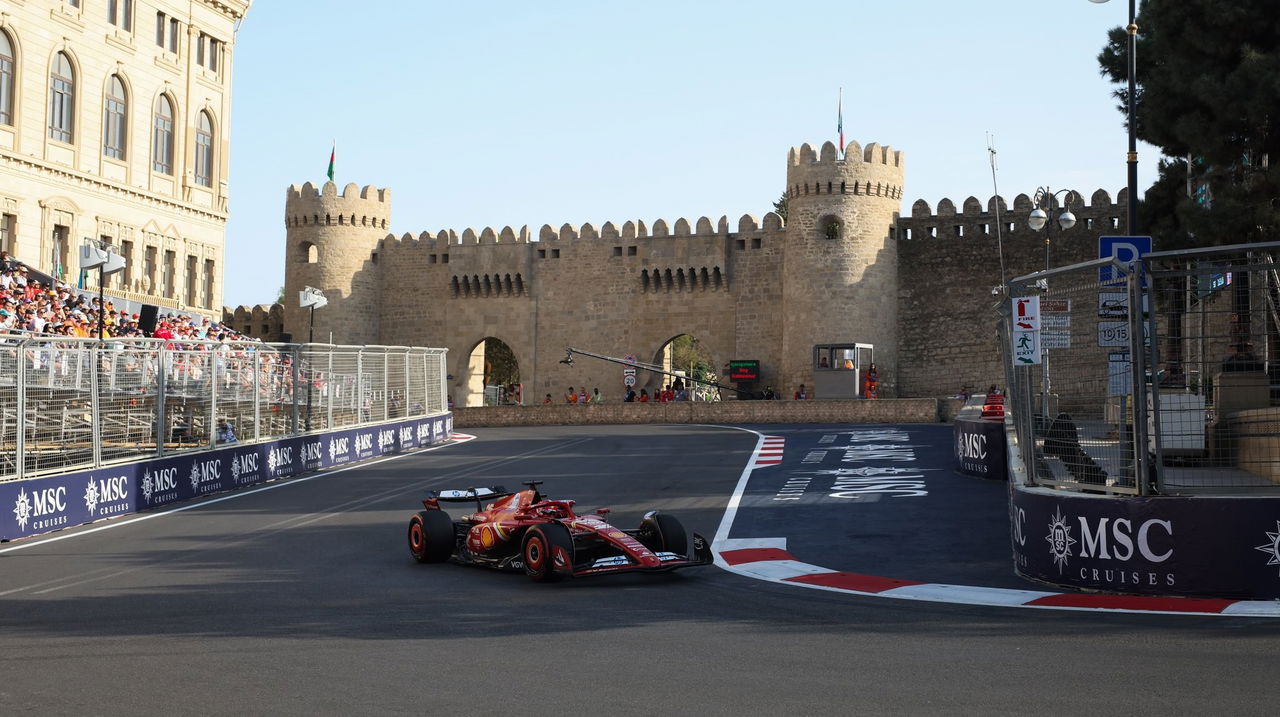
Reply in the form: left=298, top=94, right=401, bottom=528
left=781, top=140, right=905, bottom=395
left=283, top=182, right=391, bottom=345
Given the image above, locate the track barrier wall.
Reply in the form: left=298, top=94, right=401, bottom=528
left=1, top=412, right=454, bottom=542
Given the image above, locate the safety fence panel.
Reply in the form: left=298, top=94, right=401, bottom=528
left=0, top=339, right=449, bottom=482
left=1145, top=245, right=1280, bottom=494
left=1006, top=258, right=1143, bottom=494
left=98, top=341, right=162, bottom=465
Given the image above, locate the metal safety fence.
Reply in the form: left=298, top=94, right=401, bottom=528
left=0, top=337, right=448, bottom=481
left=1002, top=241, right=1280, bottom=496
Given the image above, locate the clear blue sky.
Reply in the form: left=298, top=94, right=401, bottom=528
left=223, top=0, right=1155, bottom=307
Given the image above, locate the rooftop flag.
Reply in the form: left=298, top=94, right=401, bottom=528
left=326, top=141, right=335, bottom=182
left=837, top=88, right=844, bottom=158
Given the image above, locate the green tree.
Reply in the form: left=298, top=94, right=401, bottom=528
left=484, top=338, right=519, bottom=386
left=772, top=192, right=788, bottom=223
left=1097, top=0, right=1280, bottom=246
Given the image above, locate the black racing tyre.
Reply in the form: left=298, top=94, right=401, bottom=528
left=638, top=512, right=688, bottom=556
left=408, top=510, right=454, bottom=563
left=522, top=523, right=574, bottom=582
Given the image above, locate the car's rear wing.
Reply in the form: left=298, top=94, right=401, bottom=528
left=428, top=486, right=511, bottom=502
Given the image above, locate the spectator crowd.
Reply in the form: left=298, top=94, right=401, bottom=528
left=0, top=251, right=250, bottom=343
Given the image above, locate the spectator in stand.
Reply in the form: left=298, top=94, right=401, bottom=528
left=543, top=393, right=553, bottom=404
left=638, top=388, right=649, bottom=403
left=794, top=384, right=809, bottom=400
left=623, top=385, right=636, bottom=402
left=578, top=387, right=588, bottom=404
left=216, top=419, right=237, bottom=444
left=565, top=386, right=578, bottom=403
left=591, top=387, right=603, bottom=403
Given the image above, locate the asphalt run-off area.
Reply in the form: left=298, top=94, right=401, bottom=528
left=3, top=424, right=1278, bottom=714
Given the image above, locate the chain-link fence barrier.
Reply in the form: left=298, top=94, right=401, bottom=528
left=1003, top=241, right=1280, bottom=496
left=0, top=338, right=448, bottom=481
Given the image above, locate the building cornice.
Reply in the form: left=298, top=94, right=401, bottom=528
left=200, top=0, right=252, bottom=22
left=0, top=150, right=230, bottom=225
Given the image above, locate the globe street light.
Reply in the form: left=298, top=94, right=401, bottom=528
left=1089, top=0, right=1139, bottom=236
left=1028, top=188, right=1078, bottom=272
left=1027, top=188, right=1076, bottom=421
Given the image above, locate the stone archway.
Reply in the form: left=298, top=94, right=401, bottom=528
left=460, top=337, right=521, bottom=407
left=650, top=334, right=719, bottom=401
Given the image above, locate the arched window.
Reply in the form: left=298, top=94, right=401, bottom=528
left=103, top=75, right=127, bottom=159
left=0, top=31, right=14, bottom=126
left=298, top=241, right=317, bottom=264
left=194, top=111, right=213, bottom=186
left=49, top=52, right=75, bottom=142
left=152, top=95, right=174, bottom=174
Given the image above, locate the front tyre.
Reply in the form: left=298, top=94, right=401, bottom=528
left=522, top=523, right=574, bottom=582
left=638, top=511, right=688, bottom=556
left=408, top=510, right=454, bottom=563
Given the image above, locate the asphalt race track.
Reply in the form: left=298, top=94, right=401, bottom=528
left=2, top=424, right=1278, bottom=715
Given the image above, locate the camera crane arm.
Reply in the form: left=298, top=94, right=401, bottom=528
left=560, top=347, right=751, bottom=397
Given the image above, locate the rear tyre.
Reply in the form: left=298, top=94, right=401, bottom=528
left=638, top=512, right=688, bottom=556
left=522, top=523, right=574, bottom=582
left=408, top=510, right=454, bottom=563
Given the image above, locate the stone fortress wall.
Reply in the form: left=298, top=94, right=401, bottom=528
left=224, top=139, right=1130, bottom=404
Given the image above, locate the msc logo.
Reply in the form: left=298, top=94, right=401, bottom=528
left=13, top=486, right=69, bottom=532
left=957, top=432, right=986, bottom=460
left=378, top=429, right=396, bottom=451
left=231, top=452, right=259, bottom=484
left=190, top=458, right=222, bottom=493
left=84, top=475, right=129, bottom=516
left=302, top=441, right=323, bottom=464
left=142, top=467, right=180, bottom=505
left=416, top=423, right=431, bottom=443
left=267, top=446, right=293, bottom=476
left=399, top=426, right=414, bottom=446
left=329, top=437, right=349, bottom=461
left=355, top=433, right=373, bottom=454
left=435, top=419, right=446, bottom=439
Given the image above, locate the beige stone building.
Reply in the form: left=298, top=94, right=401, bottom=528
left=0, top=0, right=250, bottom=316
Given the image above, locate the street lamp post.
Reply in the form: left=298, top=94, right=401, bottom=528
left=299, top=287, right=328, bottom=431
left=79, top=239, right=126, bottom=342
left=1089, top=0, right=1139, bottom=236
left=1028, top=188, right=1077, bottom=420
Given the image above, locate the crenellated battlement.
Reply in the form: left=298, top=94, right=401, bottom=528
left=284, top=181, right=391, bottom=231
left=786, top=140, right=906, bottom=202
left=898, top=188, right=1131, bottom=241
left=787, top=140, right=904, bottom=168
left=376, top=213, right=776, bottom=253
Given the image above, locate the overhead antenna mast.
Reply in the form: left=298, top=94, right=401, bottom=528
left=987, top=132, right=1008, bottom=288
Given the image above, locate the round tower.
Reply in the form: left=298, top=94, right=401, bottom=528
left=283, top=181, right=391, bottom=345
left=782, top=140, right=905, bottom=396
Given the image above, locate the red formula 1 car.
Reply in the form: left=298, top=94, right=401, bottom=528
left=406, top=481, right=713, bottom=581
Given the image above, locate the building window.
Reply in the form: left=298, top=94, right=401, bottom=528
left=156, top=13, right=178, bottom=52
left=203, top=259, right=215, bottom=308
left=0, top=31, right=14, bottom=126
left=197, top=33, right=221, bottom=71
left=120, top=239, right=133, bottom=287
left=1, top=214, right=15, bottom=254
left=185, top=254, right=197, bottom=305
left=51, top=225, right=70, bottom=281
left=108, top=0, right=133, bottom=31
left=194, top=111, right=214, bottom=186
left=48, top=52, right=75, bottom=143
left=153, top=95, right=174, bottom=174
left=66, top=0, right=80, bottom=7
left=104, top=75, right=127, bottom=160
left=163, top=249, right=175, bottom=298
left=143, top=245, right=156, bottom=290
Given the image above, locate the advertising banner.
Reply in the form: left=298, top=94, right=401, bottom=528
left=1011, top=487, right=1280, bottom=599
left=1, top=413, right=454, bottom=542
left=953, top=418, right=1008, bottom=480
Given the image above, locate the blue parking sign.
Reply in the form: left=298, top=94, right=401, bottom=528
left=1098, top=235, right=1152, bottom=284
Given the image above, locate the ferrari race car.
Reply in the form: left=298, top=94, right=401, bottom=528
left=406, top=481, right=713, bottom=581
